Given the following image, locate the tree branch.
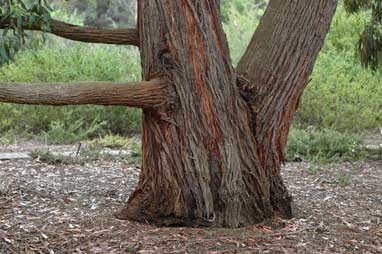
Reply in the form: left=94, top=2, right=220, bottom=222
left=236, top=0, right=337, bottom=166
left=0, top=18, right=139, bottom=46
left=0, top=79, right=172, bottom=108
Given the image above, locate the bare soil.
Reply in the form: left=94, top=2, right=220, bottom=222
left=0, top=143, right=381, bottom=254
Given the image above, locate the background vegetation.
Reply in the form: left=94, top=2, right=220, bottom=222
left=0, top=1, right=381, bottom=161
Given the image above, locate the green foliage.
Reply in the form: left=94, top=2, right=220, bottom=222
left=344, top=0, right=371, bottom=14
left=0, top=42, right=141, bottom=82
left=344, top=0, right=382, bottom=69
left=294, top=7, right=382, bottom=134
left=30, top=137, right=142, bottom=165
left=337, top=170, right=353, bottom=187
left=285, top=128, right=363, bottom=162
left=0, top=0, right=52, bottom=64
left=43, top=118, right=105, bottom=144
left=0, top=42, right=142, bottom=141
left=306, top=166, right=322, bottom=175
left=0, top=0, right=380, bottom=165
left=88, top=135, right=142, bottom=163
left=129, top=141, right=141, bottom=158
left=358, top=23, right=382, bottom=69
left=223, top=2, right=381, bottom=135
left=294, top=50, right=382, bottom=133
left=30, top=149, right=72, bottom=165
left=222, top=0, right=265, bottom=65
left=30, top=147, right=117, bottom=165
left=88, top=134, right=134, bottom=149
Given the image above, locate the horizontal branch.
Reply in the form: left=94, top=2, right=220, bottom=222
left=0, top=79, right=172, bottom=108
left=0, top=18, right=139, bottom=46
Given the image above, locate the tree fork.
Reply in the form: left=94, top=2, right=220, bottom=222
left=0, top=18, right=139, bottom=46
left=238, top=0, right=338, bottom=161
left=0, top=0, right=341, bottom=228
left=0, top=78, right=172, bottom=108
left=117, top=0, right=276, bottom=227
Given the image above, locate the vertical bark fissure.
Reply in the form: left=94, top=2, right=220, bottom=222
left=237, top=0, right=338, bottom=214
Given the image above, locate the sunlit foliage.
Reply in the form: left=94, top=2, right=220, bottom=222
left=0, top=0, right=51, bottom=63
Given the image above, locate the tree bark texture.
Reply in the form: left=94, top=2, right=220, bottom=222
left=0, top=0, right=338, bottom=227
left=0, top=79, right=171, bottom=108
left=116, top=0, right=338, bottom=227
left=237, top=0, right=337, bottom=214
left=0, top=18, right=139, bottom=46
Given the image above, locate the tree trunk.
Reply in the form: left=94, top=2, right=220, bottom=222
left=0, top=0, right=338, bottom=227
left=237, top=0, right=337, bottom=215
left=112, top=0, right=338, bottom=227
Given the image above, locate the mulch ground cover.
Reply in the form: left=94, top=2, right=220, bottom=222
left=0, top=143, right=381, bottom=253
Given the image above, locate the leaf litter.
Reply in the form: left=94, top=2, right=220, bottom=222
left=0, top=142, right=381, bottom=253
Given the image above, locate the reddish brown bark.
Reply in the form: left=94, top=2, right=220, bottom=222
left=116, top=0, right=272, bottom=227
left=0, top=79, right=171, bottom=108
left=116, top=0, right=338, bottom=227
left=237, top=0, right=337, bottom=214
left=0, top=0, right=338, bottom=227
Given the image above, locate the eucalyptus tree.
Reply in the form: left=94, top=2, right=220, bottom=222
left=0, top=0, right=377, bottom=227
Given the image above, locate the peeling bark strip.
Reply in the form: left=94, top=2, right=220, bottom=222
left=0, top=18, right=139, bottom=46
left=0, top=79, right=170, bottom=108
left=237, top=0, right=338, bottom=215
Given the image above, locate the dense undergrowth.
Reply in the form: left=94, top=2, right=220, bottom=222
left=0, top=3, right=380, bottom=162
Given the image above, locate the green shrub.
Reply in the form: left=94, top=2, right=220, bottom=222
left=88, top=134, right=141, bottom=159
left=88, top=134, right=133, bottom=149
left=222, top=3, right=381, bottom=135
left=223, top=1, right=262, bottom=65
left=0, top=42, right=142, bottom=140
left=285, top=128, right=363, bottom=162
left=0, top=2, right=381, bottom=159
left=294, top=7, right=382, bottom=134
left=43, top=118, right=105, bottom=144
left=0, top=41, right=141, bottom=82
left=294, top=49, right=382, bottom=134
left=30, top=150, right=73, bottom=165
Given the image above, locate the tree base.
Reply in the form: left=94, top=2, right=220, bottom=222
left=115, top=179, right=293, bottom=228
left=270, top=174, right=293, bottom=219
left=115, top=190, right=215, bottom=227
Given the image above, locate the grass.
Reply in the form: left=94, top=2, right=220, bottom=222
left=306, top=166, right=322, bottom=175
left=30, top=149, right=77, bottom=165
left=88, top=134, right=135, bottom=149
left=0, top=41, right=142, bottom=143
left=337, top=171, right=353, bottom=187
left=284, top=127, right=381, bottom=163
left=30, top=135, right=142, bottom=165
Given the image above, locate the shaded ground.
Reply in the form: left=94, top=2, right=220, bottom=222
left=0, top=143, right=381, bottom=253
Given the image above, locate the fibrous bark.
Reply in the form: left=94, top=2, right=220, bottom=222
left=0, top=79, right=171, bottom=108
left=117, top=0, right=272, bottom=227
left=117, top=0, right=338, bottom=227
left=0, top=0, right=339, bottom=228
left=0, top=18, right=139, bottom=46
left=237, top=0, right=337, bottom=214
